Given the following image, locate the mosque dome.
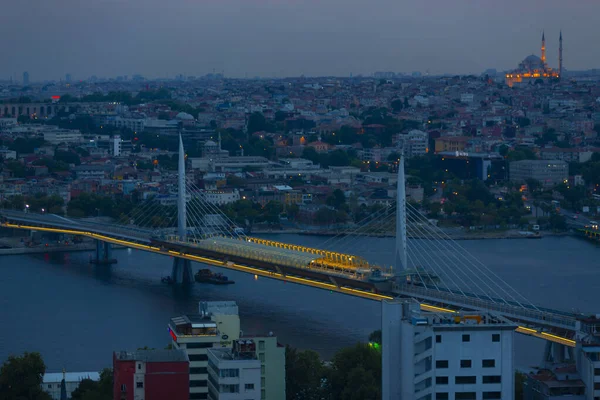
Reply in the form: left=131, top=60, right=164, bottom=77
left=204, top=140, right=217, bottom=147
left=175, top=112, right=194, bottom=120
left=520, top=54, right=544, bottom=70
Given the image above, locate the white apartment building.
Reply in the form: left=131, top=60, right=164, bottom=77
left=397, top=130, right=429, bottom=158
left=207, top=342, right=261, bottom=400
left=107, top=116, right=145, bottom=132
left=43, top=129, right=83, bottom=144
left=169, top=302, right=241, bottom=400
left=576, top=316, right=600, bottom=400
left=382, top=300, right=515, bottom=400
left=202, top=189, right=240, bottom=205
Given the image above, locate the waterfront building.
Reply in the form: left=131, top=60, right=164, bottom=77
left=42, top=371, right=99, bottom=400
left=112, top=349, right=190, bottom=400
left=382, top=300, right=515, bottom=400
left=509, top=160, right=568, bottom=187
left=207, top=340, right=262, bottom=400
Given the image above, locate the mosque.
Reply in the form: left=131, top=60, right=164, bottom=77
left=505, top=31, right=563, bottom=87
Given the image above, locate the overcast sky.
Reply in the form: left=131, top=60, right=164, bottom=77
left=2, top=0, right=599, bottom=81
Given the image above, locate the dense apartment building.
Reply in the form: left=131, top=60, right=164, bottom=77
left=509, top=160, right=568, bottom=187
left=435, top=136, right=470, bottom=153
left=540, top=147, right=597, bottom=164
left=382, top=300, right=515, bottom=400
left=397, top=129, right=429, bottom=158
left=112, top=349, right=190, bottom=400
left=169, top=301, right=285, bottom=400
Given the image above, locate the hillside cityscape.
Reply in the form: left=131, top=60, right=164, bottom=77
left=1, top=30, right=600, bottom=400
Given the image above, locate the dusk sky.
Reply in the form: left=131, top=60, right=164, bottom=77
left=2, top=0, right=599, bottom=81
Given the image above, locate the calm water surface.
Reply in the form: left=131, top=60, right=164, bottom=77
left=0, top=234, right=598, bottom=372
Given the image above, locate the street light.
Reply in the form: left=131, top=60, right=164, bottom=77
left=25, top=204, right=29, bottom=213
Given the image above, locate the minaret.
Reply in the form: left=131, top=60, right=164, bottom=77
left=541, top=31, right=546, bottom=66
left=559, top=31, right=563, bottom=78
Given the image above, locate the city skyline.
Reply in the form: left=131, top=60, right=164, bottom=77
left=2, top=0, right=600, bottom=81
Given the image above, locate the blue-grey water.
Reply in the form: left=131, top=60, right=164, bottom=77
left=0, top=234, right=598, bottom=372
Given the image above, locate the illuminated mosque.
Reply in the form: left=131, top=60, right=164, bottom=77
left=505, top=31, right=563, bottom=87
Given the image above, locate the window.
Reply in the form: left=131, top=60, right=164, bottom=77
left=460, top=360, right=472, bottom=368
left=595, top=368, right=600, bottom=376
left=595, top=383, right=600, bottom=390
left=259, top=341, right=265, bottom=351
left=483, top=392, right=502, bottom=399
left=189, top=393, right=208, bottom=400
left=261, top=377, right=265, bottom=387
left=137, top=363, right=141, bottom=370
left=435, top=393, right=449, bottom=400
left=259, top=353, right=265, bottom=362
left=436, top=335, right=442, bottom=343
left=136, top=382, right=143, bottom=389
left=455, top=393, right=476, bottom=400
left=187, top=342, right=214, bottom=349
left=482, top=359, right=496, bottom=368
left=190, top=380, right=208, bottom=387
left=436, top=360, right=448, bottom=369
left=189, top=354, right=209, bottom=361
left=455, top=376, right=476, bottom=384
left=121, top=384, right=127, bottom=392
left=435, top=376, right=448, bottom=385
left=462, top=334, right=470, bottom=342
left=483, top=375, right=502, bottom=384
left=190, top=367, right=208, bottom=374
left=261, top=389, right=266, bottom=400
left=47, top=384, right=52, bottom=389
left=219, top=369, right=239, bottom=378
left=492, top=334, right=500, bottom=342
left=219, top=384, right=239, bottom=393
left=245, top=383, right=255, bottom=391
left=261, top=365, right=265, bottom=374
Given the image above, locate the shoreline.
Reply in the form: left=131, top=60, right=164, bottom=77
left=0, top=243, right=127, bottom=256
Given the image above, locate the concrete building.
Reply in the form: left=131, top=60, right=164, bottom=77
left=398, top=130, right=429, bottom=158
left=509, top=160, right=568, bottom=187
left=575, top=315, right=600, bottom=400
left=524, top=365, right=585, bottom=399
left=382, top=300, right=515, bottom=400
left=202, top=189, right=241, bottom=205
left=113, top=349, right=190, bottom=400
left=207, top=341, right=262, bottom=400
left=42, top=371, right=100, bottom=400
left=245, top=334, right=286, bottom=400
left=540, top=147, right=596, bottom=164
left=169, top=302, right=241, bottom=400
left=43, top=129, right=83, bottom=144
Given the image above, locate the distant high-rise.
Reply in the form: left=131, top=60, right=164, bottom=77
left=66, top=73, right=72, bottom=83
left=23, top=71, right=29, bottom=86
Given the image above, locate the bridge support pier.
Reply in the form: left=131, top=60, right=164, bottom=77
left=542, top=341, right=574, bottom=368
left=90, top=240, right=117, bottom=265
left=171, top=258, right=193, bottom=285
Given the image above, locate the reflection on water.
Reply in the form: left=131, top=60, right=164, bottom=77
left=0, top=234, right=597, bottom=371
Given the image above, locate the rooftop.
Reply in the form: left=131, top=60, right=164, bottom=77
left=114, top=349, right=189, bottom=363
left=208, top=347, right=258, bottom=362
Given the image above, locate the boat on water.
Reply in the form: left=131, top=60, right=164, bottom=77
left=195, top=269, right=235, bottom=285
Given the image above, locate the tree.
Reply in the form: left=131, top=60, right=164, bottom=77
left=326, top=189, right=347, bottom=210
left=326, top=343, right=381, bottom=400
left=390, top=99, right=403, bottom=112
left=70, top=368, right=112, bottom=400
left=247, top=112, right=268, bottom=134
left=285, top=346, right=327, bottom=400
left=368, top=330, right=382, bottom=346
left=515, top=372, right=526, bottom=400
left=0, top=352, right=52, bottom=400
left=302, top=147, right=320, bottom=165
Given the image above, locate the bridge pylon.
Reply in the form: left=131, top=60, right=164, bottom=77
left=542, top=341, right=574, bottom=368
left=171, top=257, right=193, bottom=285
left=393, top=151, right=408, bottom=276
left=90, top=240, right=117, bottom=265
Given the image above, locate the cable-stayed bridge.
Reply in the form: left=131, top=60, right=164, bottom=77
left=1, top=136, right=596, bottom=355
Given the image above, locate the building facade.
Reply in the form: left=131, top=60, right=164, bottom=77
left=207, top=341, right=262, bottom=400
left=509, top=160, right=568, bottom=187
left=113, top=349, right=189, bottom=400
left=382, top=300, right=515, bottom=400
left=169, top=302, right=241, bottom=400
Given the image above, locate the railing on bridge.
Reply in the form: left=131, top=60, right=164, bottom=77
left=394, top=283, right=577, bottom=332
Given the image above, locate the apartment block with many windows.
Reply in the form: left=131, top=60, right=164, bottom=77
left=382, top=300, right=516, bottom=400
